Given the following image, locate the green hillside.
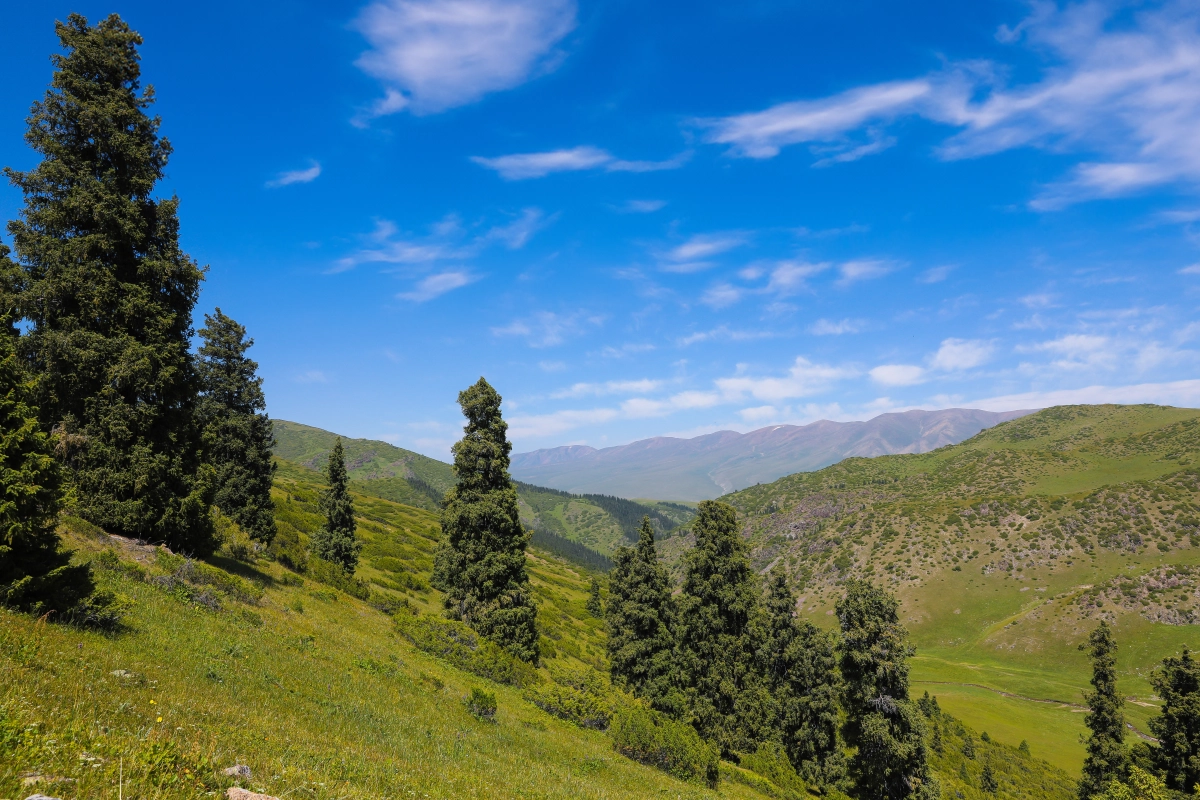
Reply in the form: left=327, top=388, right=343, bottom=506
left=718, top=403, right=1200, bottom=772
left=273, top=421, right=691, bottom=562
left=1, top=454, right=1074, bottom=800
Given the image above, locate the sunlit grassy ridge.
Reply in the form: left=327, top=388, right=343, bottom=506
left=0, top=453, right=1075, bottom=799
left=720, top=404, right=1200, bottom=772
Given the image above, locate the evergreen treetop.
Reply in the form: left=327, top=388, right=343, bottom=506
left=310, top=439, right=360, bottom=573
left=5, top=13, right=213, bottom=552
left=606, top=516, right=677, bottom=710
left=197, top=308, right=276, bottom=542
left=433, top=378, right=538, bottom=663
left=1080, top=621, right=1128, bottom=800
left=1147, top=647, right=1200, bottom=792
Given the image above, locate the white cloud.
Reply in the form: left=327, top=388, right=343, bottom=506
left=621, top=199, right=667, bottom=213
left=397, top=270, right=476, bottom=301
left=716, top=356, right=857, bottom=401
left=352, top=0, right=576, bottom=118
left=930, top=338, right=993, bottom=371
left=677, top=326, right=774, bottom=346
left=837, top=259, right=896, bottom=286
left=1030, top=333, right=1114, bottom=369
left=970, top=379, right=1200, bottom=412
left=266, top=160, right=321, bottom=188
left=473, top=146, right=688, bottom=179
left=1180, top=263, right=1200, bottom=275
left=551, top=379, right=663, bottom=399
left=484, top=208, right=551, bottom=248
left=919, top=265, right=955, bottom=283
left=508, top=407, right=619, bottom=439
left=767, top=260, right=829, bottom=294
left=657, top=233, right=746, bottom=273
left=336, top=209, right=549, bottom=271
left=697, top=2, right=1200, bottom=207
left=809, top=318, right=863, bottom=335
left=738, top=405, right=780, bottom=423
left=296, top=370, right=329, bottom=384
left=869, top=364, right=927, bottom=386
left=599, top=342, right=656, bottom=358
left=491, top=310, right=602, bottom=347
left=538, top=360, right=566, bottom=372
left=701, top=283, right=744, bottom=308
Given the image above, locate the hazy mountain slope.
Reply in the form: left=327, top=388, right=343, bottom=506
left=511, top=408, right=1033, bottom=500
left=709, top=403, right=1200, bottom=770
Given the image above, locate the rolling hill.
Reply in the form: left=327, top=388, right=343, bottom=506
left=510, top=408, right=1033, bottom=500
left=699, top=403, right=1200, bottom=772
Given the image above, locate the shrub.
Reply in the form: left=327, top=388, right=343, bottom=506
left=307, top=557, right=370, bottom=600
left=395, top=610, right=541, bottom=688
left=739, top=741, right=807, bottom=798
left=524, top=665, right=614, bottom=729
left=610, top=705, right=719, bottom=788
left=465, top=687, right=497, bottom=721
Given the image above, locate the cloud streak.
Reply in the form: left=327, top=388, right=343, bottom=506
left=266, top=160, right=321, bottom=187
left=472, top=146, right=690, bottom=179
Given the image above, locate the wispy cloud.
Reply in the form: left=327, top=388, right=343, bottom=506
left=695, top=2, right=1200, bottom=208
left=491, top=310, right=603, bottom=347
left=484, top=208, right=552, bottom=248
left=930, top=338, right=993, bottom=371
left=266, top=160, right=321, bottom=188
left=620, top=199, right=667, bottom=213
left=1179, top=263, right=1200, bottom=275
left=809, top=318, right=863, bottom=335
left=296, top=370, right=329, bottom=384
left=551, top=379, right=663, bottom=399
left=869, top=364, right=926, bottom=386
left=658, top=233, right=748, bottom=273
left=397, top=270, right=477, bottom=301
left=716, top=357, right=857, bottom=401
left=473, top=146, right=689, bottom=179
left=836, top=259, right=896, bottom=286
left=919, top=265, right=955, bottom=284
left=677, top=325, right=774, bottom=346
left=352, top=0, right=576, bottom=120
left=970, top=379, right=1200, bottom=413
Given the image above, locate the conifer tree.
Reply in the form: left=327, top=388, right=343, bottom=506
left=1080, top=621, right=1128, bottom=800
left=676, top=500, right=768, bottom=754
left=586, top=575, right=603, bottom=616
left=0, top=245, right=93, bottom=615
left=837, top=579, right=938, bottom=800
left=1149, top=647, right=1200, bottom=792
left=606, top=516, right=677, bottom=709
left=433, top=378, right=538, bottom=662
left=761, top=567, right=844, bottom=788
left=310, top=439, right=359, bottom=572
left=5, top=14, right=214, bottom=553
left=197, top=308, right=276, bottom=543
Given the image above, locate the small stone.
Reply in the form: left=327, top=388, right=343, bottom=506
left=227, top=789, right=279, bottom=800
left=26, top=794, right=62, bottom=800
left=110, top=669, right=135, bottom=678
left=223, top=765, right=252, bottom=780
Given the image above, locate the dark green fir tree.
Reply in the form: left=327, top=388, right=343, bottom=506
left=676, top=500, right=769, bottom=755
left=197, top=308, right=276, bottom=543
left=5, top=14, right=214, bottom=553
left=1150, top=647, right=1200, bottom=792
left=432, top=378, right=538, bottom=662
left=0, top=245, right=93, bottom=615
left=586, top=574, right=603, bottom=617
left=761, top=567, right=844, bottom=788
left=837, top=579, right=938, bottom=800
left=606, top=516, right=677, bottom=710
left=310, top=439, right=360, bottom=572
left=1079, top=622, right=1128, bottom=800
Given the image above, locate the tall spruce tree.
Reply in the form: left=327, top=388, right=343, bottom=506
left=197, top=308, right=276, bottom=543
left=761, top=567, right=844, bottom=788
left=676, top=500, right=769, bottom=755
left=837, top=579, right=938, bottom=800
left=1149, top=647, right=1200, bottom=792
left=606, top=516, right=677, bottom=710
left=433, top=378, right=538, bottom=663
left=0, top=244, right=93, bottom=615
left=1080, top=622, right=1128, bottom=800
left=5, top=14, right=214, bottom=553
left=310, top=439, right=359, bottom=572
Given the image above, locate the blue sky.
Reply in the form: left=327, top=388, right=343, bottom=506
left=3, top=1, right=1200, bottom=459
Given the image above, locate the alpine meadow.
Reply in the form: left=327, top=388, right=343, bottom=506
left=6, top=7, right=1200, bottom=800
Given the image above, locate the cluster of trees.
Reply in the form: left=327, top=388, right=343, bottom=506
left=1080, top=622, right=1200, bottom=799
left=0, top=15, right=278, bottom=617
left=604, top=504, right=938, bottom=799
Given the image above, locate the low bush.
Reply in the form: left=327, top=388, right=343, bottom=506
left=307, top=558, right=370, bottom=600
left=524, top=665, right=615, bottom=729
left=738, top=741, right=807, bottom=799
left=465, top=687, right=498, bottom=721
left=609, top=704, right=719, bottom=788
left=394, top=610, right=541, bottom=688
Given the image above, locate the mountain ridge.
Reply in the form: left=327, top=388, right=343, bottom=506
left=511, top=408, right=1035, bottom=500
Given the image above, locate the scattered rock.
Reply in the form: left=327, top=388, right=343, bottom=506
left=223, top=765, right=252, bottom=780
left=227, top=788, right=279, bottom=800
left=110, top=669, right=136, bottom=679
left=26, top=794, right=63, bottom=800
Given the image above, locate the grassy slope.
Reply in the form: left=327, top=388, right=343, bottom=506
left=722, top=404, right=1200, bottom=773
left=0, top=455, right=1074, bottom=799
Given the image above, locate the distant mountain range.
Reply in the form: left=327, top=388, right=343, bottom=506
left=509, top=408, right=1034, bottom=500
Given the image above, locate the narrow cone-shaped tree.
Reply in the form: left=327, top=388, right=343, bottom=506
left=310, top=439, right=360, bottom=572
left=838, top=579, right=938, bottom=800
left=676, top=500, right=768, bottom=754
left=1149, top=647, right=1200, bottom=792
left=0, top=245, right=92, bottom=614
left=433, top=378, right=538, bottom=662
left=5, top=14, right=214, bottom=553
left=1080, top=621, right=1128, bottom=800
left=606, top=516, right=677, bottom=709
left=762, top=567, right=844, bottom=788
left=197, top=308, right=276, bottom=543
